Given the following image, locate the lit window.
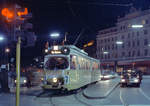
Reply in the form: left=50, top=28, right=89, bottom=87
left=142, top=20, right=146, bottom=24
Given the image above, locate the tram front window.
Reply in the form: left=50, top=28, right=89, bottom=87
left=45, top=57, right=69, bottom=70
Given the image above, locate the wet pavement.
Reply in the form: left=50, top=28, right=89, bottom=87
left=1, top=76, right=150, bottom=106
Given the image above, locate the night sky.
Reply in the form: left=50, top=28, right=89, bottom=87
left=1, top=0, right=150, bottom=65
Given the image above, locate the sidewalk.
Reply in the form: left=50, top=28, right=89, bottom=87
left=83, top=77, right=120, bottom=99
left=0, top=93, right=50, bottom=106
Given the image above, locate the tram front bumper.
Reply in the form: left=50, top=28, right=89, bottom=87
left=42, top=77, right=65, bottom=90
left=42, top=84, right=64, bottom=90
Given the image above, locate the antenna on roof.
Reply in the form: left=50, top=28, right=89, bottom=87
left=73, top=28, right=85, bottom=46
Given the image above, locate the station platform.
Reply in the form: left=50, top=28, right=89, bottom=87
left=83, top=77, right=120, bottom=99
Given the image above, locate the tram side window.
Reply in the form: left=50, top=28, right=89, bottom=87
left=78, top=56, right=82, bottom=70
left=78, top=56, right=85, bottom=70
left=92, top=62, right=98, bottom=70
left=86, top=60, right=90, bottom=70
left=70, top=55, right=77, bottom=70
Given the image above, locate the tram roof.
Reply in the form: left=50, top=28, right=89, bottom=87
left=48, top=45, right=99, bottom=62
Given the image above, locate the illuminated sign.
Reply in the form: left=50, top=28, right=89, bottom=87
left=53, top=45, right=59, bottom=50
left=51, top=50, right=61, bottom=54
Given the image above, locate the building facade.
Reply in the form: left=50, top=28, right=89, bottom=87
left=96, top=7, right=150, bottom=74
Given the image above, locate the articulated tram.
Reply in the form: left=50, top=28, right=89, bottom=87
left=42, top=45, right=101, bottom=91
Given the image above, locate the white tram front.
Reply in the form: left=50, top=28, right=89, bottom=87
left=42, top=45, right=101, bottom=91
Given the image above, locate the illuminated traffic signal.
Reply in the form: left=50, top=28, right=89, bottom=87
left=1, top=8, right=15, bottom=22
left=83, top=40, right=94, bottom=48
left=1, top=7, right=29, bottom=22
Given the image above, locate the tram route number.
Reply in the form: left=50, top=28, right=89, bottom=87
left=64, top=75, right=69, bottom=84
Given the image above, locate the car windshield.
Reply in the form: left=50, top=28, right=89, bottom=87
left=45, top=56, right=69, bottom=70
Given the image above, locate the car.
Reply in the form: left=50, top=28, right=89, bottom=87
left=101, top=70, right=117, bottom=80
left=120, top=69, right=142, bottom=87
left=15, top=76, right=27, bottom=87
left=14, top=72, right=28, bottom=87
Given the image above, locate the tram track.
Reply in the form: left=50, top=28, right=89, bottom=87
left=49, top=96, right=56, bottom=106
left=73, top=90, right=92, bottom=106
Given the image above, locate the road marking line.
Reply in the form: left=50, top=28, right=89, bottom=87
left=119, top=89, right=128, bottom=106
left=139, top=88, right=150, bottom=101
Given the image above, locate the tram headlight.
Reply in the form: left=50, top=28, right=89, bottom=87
left=52, top=77, right=58, bottom=83
left=24, top=80, right=27, bottom=83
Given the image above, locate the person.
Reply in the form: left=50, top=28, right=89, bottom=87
left=26, top=70, right=32, bottom=88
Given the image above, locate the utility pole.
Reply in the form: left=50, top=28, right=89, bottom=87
left=1, top=4, right=31, bottom=106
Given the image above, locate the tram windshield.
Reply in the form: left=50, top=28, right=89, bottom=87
left=45, top=56, right=69, bottom=70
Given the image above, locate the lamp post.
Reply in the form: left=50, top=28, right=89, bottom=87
left=115, top=41, right=123, bottom=72
left=0, top=36, right=5, bottom=64
left=5, top=47, right=10, bottom=65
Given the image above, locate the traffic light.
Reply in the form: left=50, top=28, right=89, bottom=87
left=1, top=6, right=29, bottom=22
left=1, top=8, right=15, bottom=22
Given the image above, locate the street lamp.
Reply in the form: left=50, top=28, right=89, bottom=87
left=50, top=32, right=60, bottom=45
left=0, top=36, right=4, bottom=41
left=131, top=25, right=143, bottom=28
left=116, top=41, right=123, bottom=45
left=5, top=48, right=10, bottom=53
left=50, top=32, right=60, bottom=38
left=103, top=51, right=109, bottom=54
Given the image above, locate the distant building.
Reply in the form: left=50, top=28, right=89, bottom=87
left=96, top=7, right=150, bottom=74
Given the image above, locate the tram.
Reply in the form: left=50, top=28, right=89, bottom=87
left=42, top=45, right=101, bottom=91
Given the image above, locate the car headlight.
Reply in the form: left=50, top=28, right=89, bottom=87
left=104, top=75, right=110, bottom=78
left=52, top=77, right=58, bottom=83
left=24, top=80, right=27, bottom=83
left=134, top=79, right=139, bottom=83
left=121, top=79, right=125, bottom=82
